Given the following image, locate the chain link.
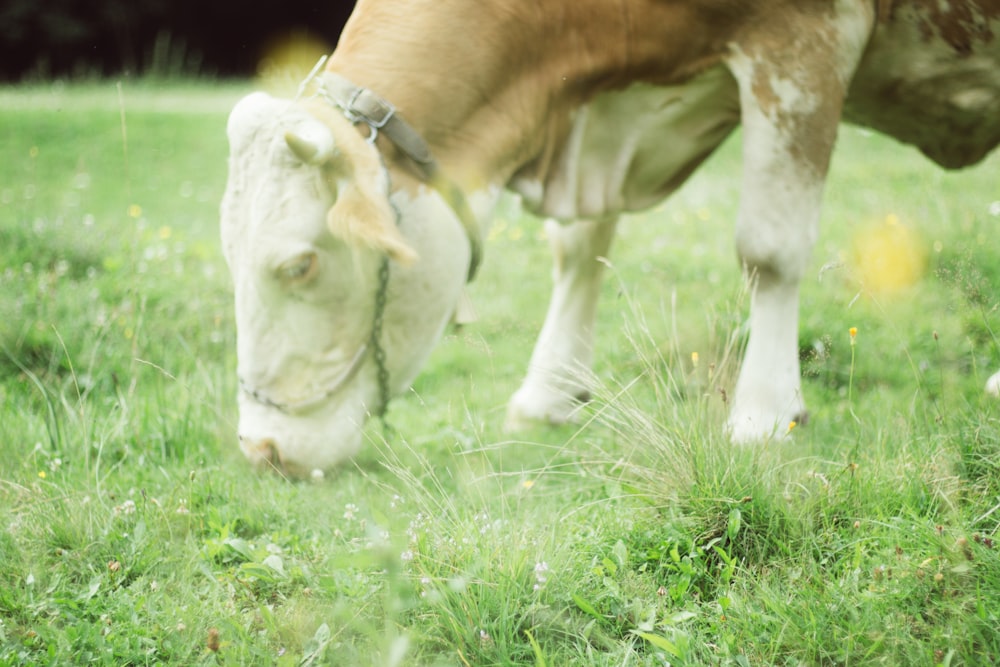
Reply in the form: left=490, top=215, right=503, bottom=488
left=370, top=254, right=392, bottom=421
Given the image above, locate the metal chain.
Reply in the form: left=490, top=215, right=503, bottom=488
left=370, top=254, right=392, bottom=421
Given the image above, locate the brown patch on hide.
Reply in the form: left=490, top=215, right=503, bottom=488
left=738, top=9, right=848, bottom=180
left=910, top=0, right=999, bottom=54
left=749, top=60, right=843, bottom=179
left=303, top=100, right=418, bottom=265
left=846, top=0, right=1000, bottom=168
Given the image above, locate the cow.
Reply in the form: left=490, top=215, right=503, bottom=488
left=221, top=0, right=1000, bottom=476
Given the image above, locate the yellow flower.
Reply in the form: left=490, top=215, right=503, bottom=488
left=691, top=351, right=699, bottom=367
left=849, top=327, right=858, bottom=345
left=851, top=216, right=926, bottom=293
left=787, top=420, right=797, bottom=433
left=37, top=470, right=46, bottom=479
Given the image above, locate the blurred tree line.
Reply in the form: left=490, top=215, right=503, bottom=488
left=0, top=0, right=356, bottom=80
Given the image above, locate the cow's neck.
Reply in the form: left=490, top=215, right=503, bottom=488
left=326, top=0, right=670, bottom=191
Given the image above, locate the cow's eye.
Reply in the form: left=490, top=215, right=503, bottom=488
left=276, top=252, right=318, bottom=284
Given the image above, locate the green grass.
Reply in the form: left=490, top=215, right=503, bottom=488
left=2, top=81, right=1000, bottom=665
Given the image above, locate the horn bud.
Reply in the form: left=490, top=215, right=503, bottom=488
left=285, top=125, right=336, bottom=165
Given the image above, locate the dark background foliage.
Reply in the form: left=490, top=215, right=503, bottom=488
left=0, top=0, right=357, bottom=80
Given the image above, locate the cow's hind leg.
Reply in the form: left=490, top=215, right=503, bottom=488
left=725, top=89, right=833, bottom=442
left=725, top=5, right=872, bottom=442
left=506, top=217, right=617, bottom=428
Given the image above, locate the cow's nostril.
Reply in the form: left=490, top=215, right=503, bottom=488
left=238, top=435, right=316, bottom=479
left=260, top=438, right=280, bottom=466
left=240, top=436, right=284, bottom=470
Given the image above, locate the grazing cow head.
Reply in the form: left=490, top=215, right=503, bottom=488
left=221, top=92, right=473, bottom=475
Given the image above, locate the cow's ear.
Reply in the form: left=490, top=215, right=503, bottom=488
left=303, top=99, right=418, bottom=264
left=327, top=180, right=418, bottom=265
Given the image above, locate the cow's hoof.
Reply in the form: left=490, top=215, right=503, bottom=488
left=986, top=371, right=1000, bottom=397
left=504, top=385, right=590, bottom=431
left=726, top=408, right=806, bottom=444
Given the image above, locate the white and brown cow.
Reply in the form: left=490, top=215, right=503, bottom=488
left=222, top=0, right=1000, bottom=475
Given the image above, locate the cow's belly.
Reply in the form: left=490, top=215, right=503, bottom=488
left=845, top=3, right=1000, bottom=169
left=510, top=65, right=740, bottom=221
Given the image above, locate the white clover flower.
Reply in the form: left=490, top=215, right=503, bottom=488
left=533, top=561, right=550, bottom=591
left=114, top=500, right=136, bottom=516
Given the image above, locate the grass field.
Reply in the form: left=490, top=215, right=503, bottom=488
left=2, top=81, right=1000, bottom=666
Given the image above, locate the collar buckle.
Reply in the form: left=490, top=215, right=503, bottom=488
left=343, top=87, right=396, bottom=130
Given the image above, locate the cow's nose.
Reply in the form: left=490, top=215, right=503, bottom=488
left=239, top=435, right=313, bottom=478
left=239, top=435, right=281, bottom=469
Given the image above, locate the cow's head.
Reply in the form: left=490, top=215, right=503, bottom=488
left=221, top=92, right=473, bottom=475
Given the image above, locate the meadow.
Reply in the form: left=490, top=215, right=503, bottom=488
left=1, top=81, right=999, bottom=666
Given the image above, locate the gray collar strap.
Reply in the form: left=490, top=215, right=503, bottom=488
left=319, top=72, right=439, bottom=180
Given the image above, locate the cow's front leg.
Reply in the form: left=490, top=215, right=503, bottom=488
left=506, top=217, right=617, bottom=428
left=725, top=9, right=870, bottom=442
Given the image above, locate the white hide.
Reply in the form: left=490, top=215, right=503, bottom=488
left=222, top=93, right=471, bottom=474
left=510, top=67, right=740, bottom=220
